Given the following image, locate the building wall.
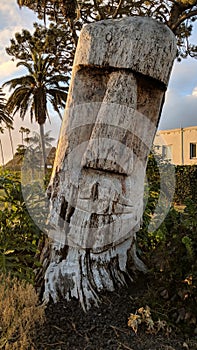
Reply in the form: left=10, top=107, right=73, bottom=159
left=154, top=126, right=197, bottom=165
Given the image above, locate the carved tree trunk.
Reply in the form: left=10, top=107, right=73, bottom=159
left=38, top=17, right=176, bottom=310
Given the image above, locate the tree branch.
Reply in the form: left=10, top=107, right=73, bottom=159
left=170, top=8, right=197, bottom=32
left=93, top=0, right=106, bottom=20
left=112, top=0, right=124, bottom=18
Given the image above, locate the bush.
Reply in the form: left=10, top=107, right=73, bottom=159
left=0, top=274, right=45, bottom=350
left=0, top=170, right=43, bottom=282
left=136, top=154, right=197, bottom=336
left=138, top=198, right=197, bottom=335
left=174, top=165, right=197, bottom=204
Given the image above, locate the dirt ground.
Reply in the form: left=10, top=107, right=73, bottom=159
left=34, top=275, right=197, bottom=350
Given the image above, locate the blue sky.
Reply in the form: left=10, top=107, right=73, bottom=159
left=0, top=0, right=197, bottom=163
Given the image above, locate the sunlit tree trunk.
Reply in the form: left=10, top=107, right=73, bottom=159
left=37, top=17, right=177, bottom=310
left=39, top=123, right=47, bottom=176
left=0, top=139, right=5, bottom=168
left=7, top=126, right=14, bottom=158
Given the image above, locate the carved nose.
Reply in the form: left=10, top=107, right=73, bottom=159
left=81, top=70, right=137, bottom=175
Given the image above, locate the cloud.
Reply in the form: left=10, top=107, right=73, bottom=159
left=0, top=61, right=20, bottom=81
left=159, top=46, right=197, bottom=131
left=168, top=58, right=197, bottom=96
left=159, top=87, right=197, bottom=130
left=0, top=1, right=37, bottom=29
left=0, top=0, right=38, bottom=83
left=192, top=87, right=197, bottom=97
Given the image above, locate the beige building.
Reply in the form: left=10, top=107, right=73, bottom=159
left=154, top=126, right=197, bottom=165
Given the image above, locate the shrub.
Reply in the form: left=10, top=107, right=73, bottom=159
left=138, top=199, right=197, bottom=335
left=0, top=170, right=42, bottom=282
left=136, top=153, right=197, bottom=336
left=174, top=165, right=197, bottom=204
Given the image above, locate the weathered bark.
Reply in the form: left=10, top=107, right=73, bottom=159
left=38, top=17, right=177, bottom=310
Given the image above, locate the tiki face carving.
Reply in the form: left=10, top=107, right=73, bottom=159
left=47, top=17, right=176, bottom=253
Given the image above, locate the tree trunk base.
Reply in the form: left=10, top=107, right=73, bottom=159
left=37, top=235, right=146, bottom=311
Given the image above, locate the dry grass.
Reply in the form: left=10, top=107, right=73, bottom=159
left=0, top=274, right=45, bottom=350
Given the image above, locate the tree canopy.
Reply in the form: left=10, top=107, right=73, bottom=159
left=6, top=23, right=74, bottom=75
left=3, top=52, right=68, bottom=125
left=3, top=51, right=68, bottom=170
left=17, top=0, right=197, bottom=60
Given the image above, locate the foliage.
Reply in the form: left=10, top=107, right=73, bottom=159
left=3, top=48, right=67, bottom=171
left=3, top=52, right=68, bottom=125
left=0, top=170, right=42, bottom=282
left=138, top=198, right=197, bottom=335
left=6, top=22, right=74, bottom=75
left=174, top=165, right=197, bottom=204
left=131, top=152, right=196, bottom=336
left=0, top=88, right=12, bottom=127
left=17, top=0, right=197, bottom=60
left=24, top=130, right=55, bottom=151
left=0, top=273, right=45, bottom=350
left=142, top=150, right=175, bottom=239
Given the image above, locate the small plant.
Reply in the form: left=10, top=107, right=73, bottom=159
left=128, top=305, right=170, bottom=335
left=0, top=273, right=45, bottom=350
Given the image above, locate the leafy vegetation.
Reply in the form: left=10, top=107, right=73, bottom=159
left=174, top=165, right=197, bottom=204
left=0, top=148, right=197, bottom=340
left=0, top=88, right=13, bottom=127
left=6, top=23, right=74, bottom=76
left=136, top=155, right=197, bottom=336
left=17, top=0, right=197, bottom=61
left=0, top=170, right=42, bottom=282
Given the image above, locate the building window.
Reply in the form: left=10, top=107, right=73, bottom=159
left=190, top=143, right=197, bottom=159
left=162, top=145, right=172, bottom=160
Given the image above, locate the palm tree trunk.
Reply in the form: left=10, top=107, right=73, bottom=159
left=21, top=131, right=24, bottom=145
left=8, top=127, right=14, bottom=158
left=39, top=123, right=47, bottom=177
left=0, top=139, right=5, bottom=168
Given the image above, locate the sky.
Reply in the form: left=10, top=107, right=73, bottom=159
left=0, top=0, right=197, bottom=164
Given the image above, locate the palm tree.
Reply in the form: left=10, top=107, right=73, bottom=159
left=24, top=130, right=55, bottom=170
left=3, top=52, right=68, bottom=174
left=24, top=130, right=55, bottom=151
left=19, top=126, right=30, bottom=145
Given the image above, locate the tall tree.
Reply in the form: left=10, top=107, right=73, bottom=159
left=24, top=130, right=55, bottom=151
left=17, top=0, right=197, bottom=60
left=19, top=126, right=30, bottom=145
left=6, top=23, right=74, bottom=75
left=3, top=52, right=68, bottom=173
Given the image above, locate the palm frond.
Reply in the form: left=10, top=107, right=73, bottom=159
left=3, top=76, right=35, bottom=90
left=17, top=61, right=34, bottom=75
left=0, top=88, right=13, bottom=126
